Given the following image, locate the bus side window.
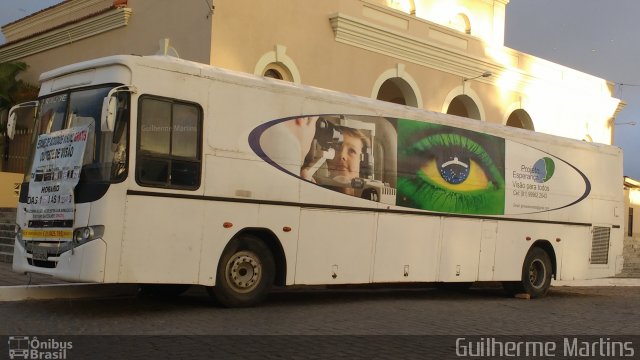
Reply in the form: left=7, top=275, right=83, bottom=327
left=136, top=96, right=202, bottom=189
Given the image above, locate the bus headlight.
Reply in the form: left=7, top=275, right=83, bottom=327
left=72, top=225, right=105, bottom=246
left=74, top=227, right=93, bottom=243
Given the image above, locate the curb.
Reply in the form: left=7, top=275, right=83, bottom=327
left=0, top=283, right=140, bottom=302
left=552, top=278, right=640, bottom=287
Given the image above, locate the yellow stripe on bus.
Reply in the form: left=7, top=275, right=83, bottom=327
left=22, top=229, right=73, bottom=239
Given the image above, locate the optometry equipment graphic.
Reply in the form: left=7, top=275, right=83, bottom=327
left=304, top=116, right=396, bottom=203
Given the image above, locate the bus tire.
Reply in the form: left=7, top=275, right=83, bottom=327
left=503, top=247, right=552, bottom=298
left=522, top=247, right=552, bottom=298
left=210, top=236, right=275, bottom=307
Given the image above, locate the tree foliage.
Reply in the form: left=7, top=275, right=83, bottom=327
left=0, top=61, right=39, bottom=110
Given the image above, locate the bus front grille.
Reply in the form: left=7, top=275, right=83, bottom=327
left=27, top=258, right=57, bottom=268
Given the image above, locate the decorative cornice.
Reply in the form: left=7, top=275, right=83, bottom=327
left=0, top=7, right=132, bottom=63
left=329, top=12, right=612, bottom=98
left=2, top=0, right=124, bottom=42
left=614, top=101, right=627, bottom=118
left=330, top=12, right=505, bottom=83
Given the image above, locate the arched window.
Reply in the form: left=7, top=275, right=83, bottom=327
left=506, top=109, right=535, bottom=130
left=372, top=65, right=423, bottom=108
left=254, top=45, right=301, bottom=84
left=377, top=78, right=412, bottom=105
left=263, top=69, right=283, bottom=80
left=447, top=95, right=481, bottom=120
left=450, top=13, right=471, bottom=35
left=262, top=63, right=293, bottom=82
left=386, top=0, right=416, bottom=14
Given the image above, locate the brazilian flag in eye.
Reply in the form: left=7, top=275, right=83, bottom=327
left=396, top=119, right=505, bottom=215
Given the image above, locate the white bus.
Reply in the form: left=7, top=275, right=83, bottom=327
left=9, top=55, right=623, bottom=306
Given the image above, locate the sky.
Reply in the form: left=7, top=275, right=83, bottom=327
left=505, top=0, right=640, bottom=179
left=0, top=0, right=61, bottom=43
left=0, top=0, right=639, bottom=178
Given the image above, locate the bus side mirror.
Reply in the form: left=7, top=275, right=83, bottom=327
left=101, top=85, right=137, bottom=132
left=100, top=96, right=117, bottom=132
left=7, top=101, right=38, bottom=140
left=7, top=110, right=17, bottom=140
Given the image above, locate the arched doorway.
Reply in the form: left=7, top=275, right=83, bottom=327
left=376, top=77, right=418, bottom=107
left=506, top=109, right=534, bottom=130
left=446, top=95, right=481, bottom=120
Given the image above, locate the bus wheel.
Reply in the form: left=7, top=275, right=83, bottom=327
left=504, top=247, right=552, bottom=298
left=522, top=247, right=552, bottom=298
left=210, top=236, right=275, bottom=307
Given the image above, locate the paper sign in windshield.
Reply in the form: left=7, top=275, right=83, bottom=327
left=25, top=126, right=89, bottom=239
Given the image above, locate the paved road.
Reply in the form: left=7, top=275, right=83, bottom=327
left=3, top=285, right=639, bottom=335
left=0, top=285, right=639, bottom=359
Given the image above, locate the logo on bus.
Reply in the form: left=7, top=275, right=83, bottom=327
left=531, top=157, right=555, bottom=183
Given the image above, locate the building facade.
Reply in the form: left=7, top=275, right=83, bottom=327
left=0, top=0, right=623, bottom=144
left=622, top=177, right=640, bottom=277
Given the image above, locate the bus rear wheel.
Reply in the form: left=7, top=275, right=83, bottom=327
left=209, top=236, right=275, bottom=307
left=503, top=247, right=552, bottom=299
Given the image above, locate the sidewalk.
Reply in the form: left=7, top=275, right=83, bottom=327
left=0, top=262, right=141, bottom=302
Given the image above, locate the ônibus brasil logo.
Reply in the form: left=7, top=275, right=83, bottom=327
left=8, top=336, right=73, bottom=360
left=531, top=157, right=555, bottom=183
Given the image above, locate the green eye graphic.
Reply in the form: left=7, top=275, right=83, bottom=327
left=396, top=120, right=505, bottom=215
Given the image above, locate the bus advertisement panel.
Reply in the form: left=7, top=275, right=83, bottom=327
left=254, top=115, right=589, bottom=216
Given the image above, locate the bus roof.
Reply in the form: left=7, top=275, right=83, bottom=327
left=38, top=54, right=621, bottom=155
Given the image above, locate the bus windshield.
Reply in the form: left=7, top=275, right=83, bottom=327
left=24, top=85, right=129, bottom=184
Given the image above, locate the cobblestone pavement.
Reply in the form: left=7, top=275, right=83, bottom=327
left=1, top=285, right=639, bottom=335
left=1, top=285, right=639, bottom=359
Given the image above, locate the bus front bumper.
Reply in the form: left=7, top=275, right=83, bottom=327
left=12, top=238, right=107, bottom=283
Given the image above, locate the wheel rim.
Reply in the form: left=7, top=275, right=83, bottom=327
left=225, top=251, right=262, bottom=293
left=528, top=259, right=547, bottom=289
